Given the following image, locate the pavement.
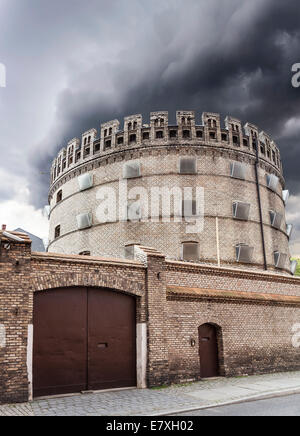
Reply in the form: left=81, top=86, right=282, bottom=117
left=1, top=371, right=300, bottom=416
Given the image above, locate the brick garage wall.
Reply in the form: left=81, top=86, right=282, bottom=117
left=0, top=237, right=32, bottom=404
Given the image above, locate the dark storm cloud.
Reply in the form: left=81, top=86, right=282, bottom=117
left=1, top=0, right=300, bottom=208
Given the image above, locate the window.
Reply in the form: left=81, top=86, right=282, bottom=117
left=230, top=162, right=246, bottom=180
left=117, top=136, right=124, bottom=145
left=84, top=147, right=90, bottom=156
left=183, top=130, right=191, bottom=139
left=54, top=225, right=61, bottom=239
left=78, top=173, right=93, bottom=191
left=182, top=200, right=197, bottom=217
left=79, top=251, right=91, bottom=256
left=266, top=174, right=279, bottom=191
left=94, top=143, right=100, bottom=153
left=233, top=135, right=239, bottom=145
left=109, top=128, right=112, bottom=135
left=179, top=158, right=197, bottom=174
left=123, top=160, right=141, bottom=179
left=260, top=143, right=266, bottom=155
left=125, top=245, right=135, bottom=260
left=243, top=138, right=249, bottom=147
left=156, top=131, right=164, bottom=139
left=274, top=251, right=287, bottom=269
left=129, top=134, right=137, bottom=143
left=196, top=130, right=203, bottom=138
left=182, top=242, right=199, bottom=262
left=269, top=211, right=283, bottom=229
left=76, top=212, right=92, bottom=230
left=169, top=130, right=177, bottom=139
left=233, top=202, right=250, bottom=221
left=143, top=132, right=150, bottom=140
left=221, top=133, right=228, bottom=141
left=56, top=190, right=62, bottom=204
left=209, top=131, right=216, bottom=140
left=236, top=244, right=254, bottom=263
left=105, top=140, right=111, bottom=149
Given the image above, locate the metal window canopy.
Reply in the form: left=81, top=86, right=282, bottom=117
left=76, top=212, right=92, bottom=230
left=236, top=244, right=254, bottom=263
left=233, top=202, right=250, bottom=220
left=230, top=162, right=246, bottom=180
left=43, top=205, right=50, bottom=219
left=123, top=160, right=141, bottom=179
left=182, top=242, right=199, bottom=262
left=282, top=190, right=290, bottom=205
left=78, top=173, right=93, bottom=191
left=180, top=158, right=197, bottom=174
left=269, top=210, right=283, bottom=229
left=286, top=224, right=293, bottom=238
left=266, top=174, right=279, bottom=191
left=291, top=260, right=298, bottom=275
left=274, top=251, right=287, bottom=269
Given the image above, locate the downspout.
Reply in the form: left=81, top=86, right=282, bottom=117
left=254, top=141, right=268, bottom=271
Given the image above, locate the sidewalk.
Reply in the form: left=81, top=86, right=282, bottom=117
left=1, top=371, right=300, bottom=416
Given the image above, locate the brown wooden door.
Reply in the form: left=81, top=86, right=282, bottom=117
left=88, top=288, right=136, bottom=390
left=33, top=287, right=136, bottom=398
left=198, top=323, right=219, bottom=378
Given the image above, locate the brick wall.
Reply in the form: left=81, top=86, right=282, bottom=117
left=1, top=233, right=300, bottom=404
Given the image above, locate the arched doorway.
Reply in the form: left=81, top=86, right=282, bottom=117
left=33, top=287, right=136, bottom=397
left=198, top=323, right=219, bottom=378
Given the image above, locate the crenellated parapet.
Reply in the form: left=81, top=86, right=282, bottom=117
left=50, top=111, right=283, bottom=185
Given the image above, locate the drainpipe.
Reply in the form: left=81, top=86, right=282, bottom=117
left=254, top=142, right=268, bottom=271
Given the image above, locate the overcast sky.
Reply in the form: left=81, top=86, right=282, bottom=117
left=0, top=0, right=300, bottom=253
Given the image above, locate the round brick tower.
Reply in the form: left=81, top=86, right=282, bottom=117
left=47, top=111, right=293, bottom=274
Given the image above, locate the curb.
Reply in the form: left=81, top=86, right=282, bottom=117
left=149, top=387, right=300, bottom=416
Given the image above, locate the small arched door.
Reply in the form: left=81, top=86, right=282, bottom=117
left=198, top=323, right=219, bottom=378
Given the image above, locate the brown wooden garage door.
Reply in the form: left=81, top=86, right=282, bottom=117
left=33, top=287, right=136, bottom=398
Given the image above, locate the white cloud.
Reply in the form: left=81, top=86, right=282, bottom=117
left=0, top=199, right=48, bottom=238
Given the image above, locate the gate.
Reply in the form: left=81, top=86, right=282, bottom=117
left=33, top=287, right=136, bottom=397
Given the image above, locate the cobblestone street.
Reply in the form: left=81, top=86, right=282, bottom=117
left=1, top=371, right=300, bottom=416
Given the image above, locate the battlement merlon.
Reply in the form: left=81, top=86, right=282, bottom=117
left=50, top=111, right=283, bottom=175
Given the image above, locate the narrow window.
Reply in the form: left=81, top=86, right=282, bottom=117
left=243, top=138, right=249, bottom=147
left=196, top=130, right=203, bottom=138
left=117, top=136, right=124, bottom=145
left=169, top=130, right=177, bottom=138
left=156, top=131, right=164, bottom=139
left=54, top=225, right=61, bottom=239
left=129, top=134, right=137, bottom=143
left=56, top=190, right=62, bottom=204
left=182, top=242, right=199, bottom=262
left=183, top=130, right=191, bottom=139
left=179, top=158, right=197, bottom=174
left=143, top=132, right=150, bottom=140
left=221, top=133, right=228, bottom=141
left=209, top=131, right=216, bottom=140
left=233, top=135, right=239, bottom=145
left=94, top=143, right=100, bottom=153
left=105, top=139, right=111, bottom=149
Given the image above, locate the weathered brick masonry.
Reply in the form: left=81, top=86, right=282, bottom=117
left=1, top=231, right=300, bottom=404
